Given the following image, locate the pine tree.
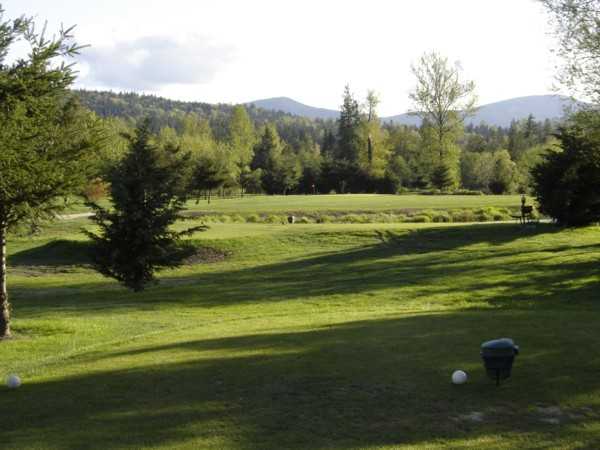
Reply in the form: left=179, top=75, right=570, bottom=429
left=337, top=85, right=362, bottom=163
left=0, top=12, right=100, bottom=338
left=252, top=124, right=287, bottom=194
left=86, top=121, right=206, bottom=291
left=430, top=163, right=454, bottom=190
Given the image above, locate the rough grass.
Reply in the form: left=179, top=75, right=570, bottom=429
left=2, top=219, right=600, bottom=449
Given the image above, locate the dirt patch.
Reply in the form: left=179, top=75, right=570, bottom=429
left=456, top=411, right=485, bottom=423
left=183, top=247, right=230, bottom=265
left=533, top=404, right=595, bottom=425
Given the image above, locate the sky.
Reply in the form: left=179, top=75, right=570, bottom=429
left=3, top=0, right=560, bottom=116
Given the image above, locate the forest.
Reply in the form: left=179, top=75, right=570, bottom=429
left=75, top=87, right=557, bottom=199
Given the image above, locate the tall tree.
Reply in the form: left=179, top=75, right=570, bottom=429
left=252, top=124, right=285, bottom=194
left=365, top=90, right=380, bottom=166
left=409, top=51, right=477, bottom=160
left=0, top=10, right=98, bottom=338
left=86, top=122, right=205, bottom=291
left=228, top=105, right=256, bottom=191
left=337, top=85, right=362, bottom=163
left=541, top=0, right=600, bottom=103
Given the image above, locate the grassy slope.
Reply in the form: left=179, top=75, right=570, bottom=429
left=1, top=219, right=600, bottom=449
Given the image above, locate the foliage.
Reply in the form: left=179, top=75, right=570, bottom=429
left=532, top=111, right=600, bottom=225
left=78, top=88, right=558, bottom=195
left=0, top=8, right=100, bottom=338
left=409, top=51, right=477, bottom=161
left=430, top=163, right=454, bottom=190
left=541, top=0, right=600, bottom=103
left=86, top=122, right=206, bottom=291
left=337, top=85, right=362, bottom=163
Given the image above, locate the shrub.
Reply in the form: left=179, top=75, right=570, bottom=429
left=340, top=214, right=370, bottom=224
left=532, top=111, right=600, bottom=226
left=450, top=209, right=476, bottom=222
left=432, top=211, right=452, bottom=223
left=265, top=214, right=285, bottom=224
left=246, top=214, right=261, bottom=223
left=411, top=214, right=432, bottom=223
left=316, top=215, right=334, bottom=223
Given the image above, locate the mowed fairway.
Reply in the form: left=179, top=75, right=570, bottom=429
left=185, top=194, right=524, bottom=214
left=2, top=217, right=600, bottom=449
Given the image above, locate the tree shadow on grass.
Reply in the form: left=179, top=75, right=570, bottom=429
left=11, top=223, right=600, bottom=317
left=8, top=239, right=92, bottom=268
left=3, top=313, right=600, bottom=449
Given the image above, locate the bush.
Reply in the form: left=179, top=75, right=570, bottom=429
left=450, top=209, right=476, bottom=222
left=246, top=214, right=261, bottom=223
left=265, top=214, right=285, bottom=224
left=315, top=214, right=334, bottom=223
left=431, top=211, right=452, bottom=223
left=411, top=214, right=432, bottom=223
left=340, top=214, right=370, bottom=224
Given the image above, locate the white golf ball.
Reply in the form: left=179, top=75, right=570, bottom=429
left=6, top=374, right=21, bottom=389
left=451, top=370, right=468, bottom=385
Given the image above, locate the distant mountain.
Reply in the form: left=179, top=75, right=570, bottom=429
left=247, top=97, right=340, bottom=120
left=247, top=94, right=585, bottom=127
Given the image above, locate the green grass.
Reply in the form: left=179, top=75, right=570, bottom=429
left=185, top=194, right=524, bottom=214
left=2, top=218, right=600, bottom=449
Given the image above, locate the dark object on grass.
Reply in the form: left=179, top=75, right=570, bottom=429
left=481, top=338, right=519, bottom=386
left=512, top=195, right=536, bottom=225
left=287, top=215, right=295, bottom=224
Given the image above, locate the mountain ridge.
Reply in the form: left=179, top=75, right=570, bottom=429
left=247, top=94, right=584, bottom=127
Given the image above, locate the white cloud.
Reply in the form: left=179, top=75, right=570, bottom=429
left=5, top=0, right=560, bottom=115
left=78, top=35, right=234, bottom=90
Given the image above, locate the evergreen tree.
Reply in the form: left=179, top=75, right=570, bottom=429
left=337, top=85, right=362, bottom=163
left=321, top=129, right=337, bottom=157
left=532, top=111, right=600, bottom=225
left=252, top=124, right=286, bottom=193
left=0, top=12, right=100, bottom=338
left=430, top=163, right=454, bottom=190
left=86, top=122, right=205, bottom=291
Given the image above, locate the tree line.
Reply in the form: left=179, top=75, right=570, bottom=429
left=79, top=87, right=557, bottom=199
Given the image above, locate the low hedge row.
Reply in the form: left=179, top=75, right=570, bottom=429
left=193, top=207, right=538, bottom=225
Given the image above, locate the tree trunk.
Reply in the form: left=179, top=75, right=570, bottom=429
left=0, top=224, right=10, bottom=339
left=208, top=190, right=211, bottom=204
